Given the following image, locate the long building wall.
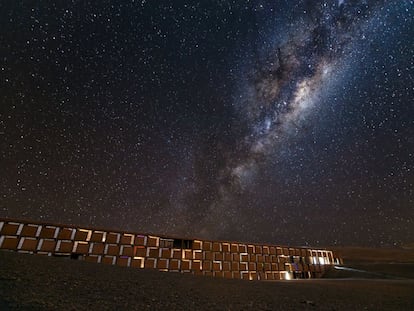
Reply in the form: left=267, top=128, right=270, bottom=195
left=0, top=218, right=341, bottom=280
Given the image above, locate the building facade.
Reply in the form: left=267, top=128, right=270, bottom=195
left=0, top=218, right=341, bottom=280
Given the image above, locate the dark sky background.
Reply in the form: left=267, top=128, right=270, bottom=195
left=0, top=0, right=413, bottom=247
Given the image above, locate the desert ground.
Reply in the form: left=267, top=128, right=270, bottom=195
left=1, top=247, right=414, bottom=310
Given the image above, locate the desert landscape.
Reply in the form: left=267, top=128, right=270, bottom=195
left=1, top=246, right=413, bottom=310
left=1, top=2, right=412, bottom=310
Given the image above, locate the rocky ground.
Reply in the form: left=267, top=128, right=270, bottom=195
left=1, top=248, right=414, bottom=310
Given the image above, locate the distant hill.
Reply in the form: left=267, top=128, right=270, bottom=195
left=331, top=246, right=414, bottom=263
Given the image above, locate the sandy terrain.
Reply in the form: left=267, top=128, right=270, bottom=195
left=1, top=248, right=414, bottom=310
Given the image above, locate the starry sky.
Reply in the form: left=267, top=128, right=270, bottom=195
left=1, top=0, right=413, bottom=247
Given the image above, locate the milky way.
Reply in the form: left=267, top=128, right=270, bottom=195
left=198, top=0, right=404, bottom=238
left=1, top=0, right=413, bottom=247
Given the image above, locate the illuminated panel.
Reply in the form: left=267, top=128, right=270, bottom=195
left=120, top=233, right=134, bottom=245
left=147, top=236, right=159, bottom=247
left=117, top=256, right=131, bottom=267
left=230, top=243, right=238, bottom=253
left=120, top=245, right=134, bottom=257
left=192, top=260, right=202, bottom=271
left=181, top=260, right=191, bottom=271
left=281, top=271, right=293, bottom=280
left=247, top=245, right=254, bottom=254
left=222, top=243, right=230, bottom=252
left=266, top=272, right=274, bottom=280
left=90, top=231, right=105, bottom=242
left=105, top=244, right=120, bottom=256
left=239, top=244, right=247, bottom=253
left=157, top=258, right=169, bottom=270
left=241, top=271, right=249, bottom=280
left=101, top=256, right=116, bottom=265
left=21, top=224, right=39, bottom=237
left=169, top=259, right=180, bottom=271
left=135, top=235, right=147, bottom=246
left=90, top=243, right=105, bottom=255
left=56, top=240, right=73, bottom=253
left=0, top=236, right=19, bottom=250
left=183, top=249, right=193, bottom=260
left=134, top=246, right=146, bottom=257
left=250, top=254, right=256, bottom=262
left=58, top=228, right=74, bottom=240
left=74, top=229, right=90, bottom=241
left=73, top=241, right=89, bottom=254
left=202, top=260, right=212, bottom=271
left=39, top=239, right=56, bottom=252
left=203, top=241, right=212, bottom=251
left=19, top=237, right=38, bottom=251
left=213, top=252, right=223, bottom=261
left=131, top=257, right=145, bottom=268
left=171, top=248, right=181, bottom=259
left=193, top=240, right=202, bottom=250
left=240, top=253, right=249, bottom=262
left=222, top=261, right=231, bottom=271
left=193, top=250, right=202, bottom=260
left=212, top=261, right=222, bottom=271
left=204, top=251, right=213, bottom=261
left=212, top=242, right=221, bottom=252
left=0, top=222, right=20, bottom=235
left=160, top=248, right=171, bottom=258
left=147, top=247, right=159, bottom=258
left=239, top=262, right=248, bottom=271
left=39, top=226, right=57, bottom=239
left=106, top=232, right=120, bottom=244
left=249, top=272, right=257, bottom=280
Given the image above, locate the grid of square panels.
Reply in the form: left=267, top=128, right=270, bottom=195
left=0, top=219, right=338, bottom=280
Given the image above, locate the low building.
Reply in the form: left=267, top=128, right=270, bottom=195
left=0, top=218, right=342, bottom=280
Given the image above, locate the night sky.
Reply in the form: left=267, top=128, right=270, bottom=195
left=1, top=1, right=413, bottom=247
